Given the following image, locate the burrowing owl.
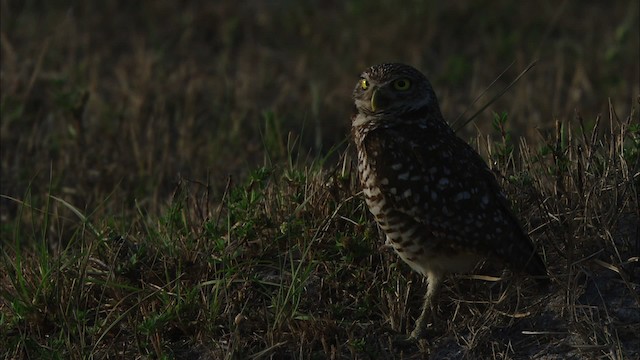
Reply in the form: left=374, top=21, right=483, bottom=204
left=351, top=63, right=548, bottom=339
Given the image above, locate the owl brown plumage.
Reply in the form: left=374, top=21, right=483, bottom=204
left=351, top=63, right=548, bottom=339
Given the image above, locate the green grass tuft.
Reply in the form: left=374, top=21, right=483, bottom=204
left=2, top=1, right=638, bottom=358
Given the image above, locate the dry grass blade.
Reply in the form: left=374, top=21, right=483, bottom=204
left=50, top=195, right=101, bottom=238
left=451, top=61, right=515, bottom=130
left=454, top=61, right=538, bottom=133
left=2, top=2, right=638, bottom=359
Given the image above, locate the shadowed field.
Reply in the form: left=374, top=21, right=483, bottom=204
left=1, top=1, right=639, bottom=358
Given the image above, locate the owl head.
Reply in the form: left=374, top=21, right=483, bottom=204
left=352, top=63, right=439, bottom=117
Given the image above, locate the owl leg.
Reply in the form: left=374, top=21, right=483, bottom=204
left=410, top=271, right=443, bottom=339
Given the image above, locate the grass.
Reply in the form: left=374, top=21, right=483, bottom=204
left=1, top=1, right=639, bottom=359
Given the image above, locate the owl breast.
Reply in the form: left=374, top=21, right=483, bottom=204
left=355, top=127, right=481, bottom=277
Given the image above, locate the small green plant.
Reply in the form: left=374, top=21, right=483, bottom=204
left=2, top=1, right=637, bottom=358
left=625, top=121, right=640, bottom=165
left=491, top=110, right=515, bottom=167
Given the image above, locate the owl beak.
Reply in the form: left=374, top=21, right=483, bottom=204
left=370, top=88, right=388, bottom=112
left=371, top=89, right=378, bottom=111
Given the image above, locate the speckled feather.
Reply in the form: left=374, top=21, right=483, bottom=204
left=352, top=63, right=547, bottom=280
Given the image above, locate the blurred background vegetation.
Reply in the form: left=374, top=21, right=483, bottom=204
left=1, top=1, right=638, bottom=358
left=2, top=0, right=637, bottom=218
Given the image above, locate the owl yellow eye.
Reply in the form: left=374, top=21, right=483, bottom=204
left=361, top=79, right=369, bottom=90
left=393, top=78, right=411, bottom=91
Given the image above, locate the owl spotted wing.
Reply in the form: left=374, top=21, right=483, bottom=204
left=364, top=121, right=547, bottom=278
